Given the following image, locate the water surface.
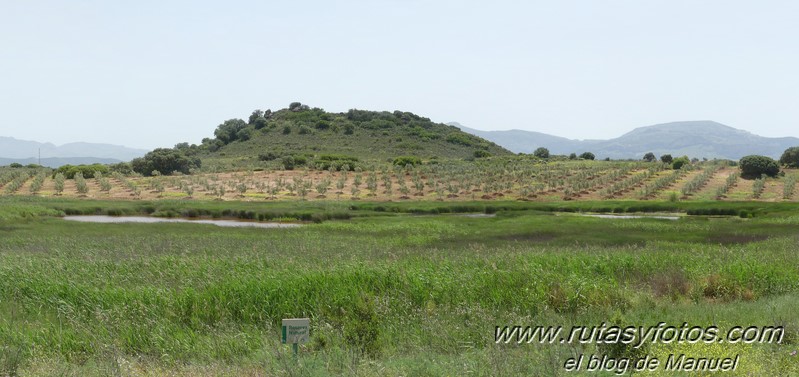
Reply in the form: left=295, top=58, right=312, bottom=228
left=580, top=214, right=680, bottom=220
left=63, top=216, right=302, bottom=228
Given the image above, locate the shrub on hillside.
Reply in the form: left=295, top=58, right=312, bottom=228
left=393, top=156, right=422, bottom=167
left=318, top=154, right=359, bottom=162
left=289, top=102, right=309, bottom=112
left=315, top=120, right=331, bottom=130
left=236, top=127, right=253, bottom=141
left=281, top=156, right=295, bottom=170
left=213, top=118, right=248, bottom=144
left=445, top=133, right=476, bottom=147
left=315, top=154, right=361, bottom=171
left=258, top=152, right=279, bottom=161
left=294, top=155, right=308, bottom=166
left=248, top=109, right=264, bottom=124
left=280, top=155, right=308, bottom=170
left=201, top=138, right=224, bottom=152
left=474, top=150, right=492, bottom=158
left=253, top=117, right=268, bottom=129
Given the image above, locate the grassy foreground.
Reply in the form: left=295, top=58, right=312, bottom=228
left=1, top=198, right=799, bottom=375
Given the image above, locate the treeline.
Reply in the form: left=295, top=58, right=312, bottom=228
left=53, top=164, right=109, bottom=179
left=528, top=146, right=799, bottom=180
left=258, top=152, right=364, bottom=171
left=46, top=148, right=201, bottom=179
left=130, top=146, right=201, bottom=176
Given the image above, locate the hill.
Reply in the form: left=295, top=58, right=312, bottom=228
left=0, top=136, right=148, bottom=162
left=592, top=121, right=799, bottom=160
left=198, top=105, right=512, bottom=168
left=0, top=157, right=122, bottom=168
left=451, top=121, right=799, bottom=160
left=448, top=122, right=592, bottom=155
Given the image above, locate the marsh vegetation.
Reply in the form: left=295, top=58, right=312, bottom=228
left=0, top=197, right=798, bottom=375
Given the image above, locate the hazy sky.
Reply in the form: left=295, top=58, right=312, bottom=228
left=2, top=1, right=798, bottom=150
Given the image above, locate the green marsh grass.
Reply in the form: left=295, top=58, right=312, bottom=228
left=1, top=197, right=799, bottom=375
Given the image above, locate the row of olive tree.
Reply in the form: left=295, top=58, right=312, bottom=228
left=533, top=147, right=595, bottom=160
left=637, top=146, right=799, bottom=176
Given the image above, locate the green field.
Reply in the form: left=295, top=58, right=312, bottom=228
left=1, top=196, right=798, bottom=376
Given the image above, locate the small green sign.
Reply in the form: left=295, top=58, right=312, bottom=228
left=281, top=318, right=310, bottom=344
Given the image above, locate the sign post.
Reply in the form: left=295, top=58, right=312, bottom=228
left=282, top=318, right=310, bottom=358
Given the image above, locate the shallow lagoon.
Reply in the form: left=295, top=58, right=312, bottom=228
left=63, top=215, right=303, bottom=228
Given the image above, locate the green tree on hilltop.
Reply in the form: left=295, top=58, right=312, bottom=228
left=248, top=109, right=264, bottom=124
left=214, top=119, right=248, bottom=144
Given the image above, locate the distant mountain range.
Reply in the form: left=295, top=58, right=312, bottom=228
left=0, top=157, right=124, bottom=167
left=450, top=121, right=799, bottom=160
left=0, top=136, right=148, bottom=167
left=5, top=119, right=796, bottom=168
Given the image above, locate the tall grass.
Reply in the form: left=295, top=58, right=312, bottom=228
left=1, top=203, right=799, bottom=374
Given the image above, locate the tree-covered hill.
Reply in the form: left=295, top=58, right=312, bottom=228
left=192, top=103, right=511, bottom=170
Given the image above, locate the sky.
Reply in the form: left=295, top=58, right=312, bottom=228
left=1, top=0, right=798, bottom=150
